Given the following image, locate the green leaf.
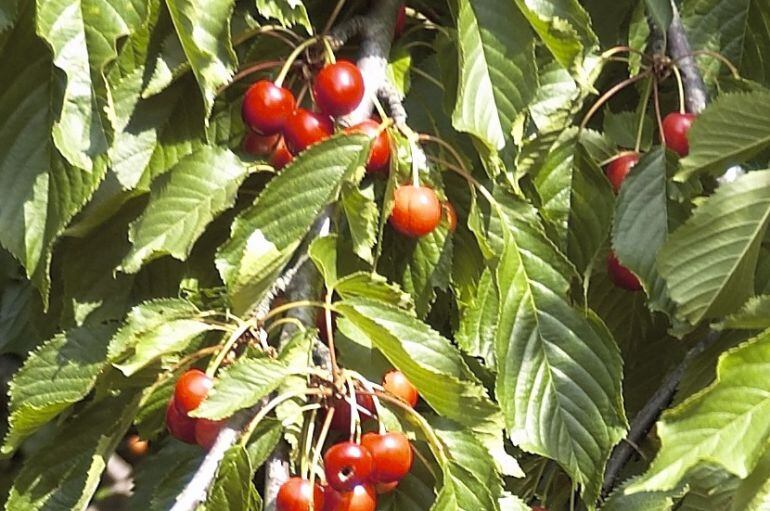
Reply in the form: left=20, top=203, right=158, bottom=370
left=6, top=390, right=140, bottom=510
left=122, top=147, right=248, bottom=272
left=601, top=476, right=683, bottom=511
left=451, top=0, right=537, bottom=151
left=341, top=183, right=379, bottom=264
left=206, top=446, right=261, bottom=511
left=334, top=272, right=413, bottom=309
left=732, top=448, right=770, bottom=511
left=720, top=295, right=770, bottom=330
left=191, top=355, right=289, bottom=420
left=645, top=0, right=673, bottom=32
left=456, top=267, right=498, bottom=366
left=677, top=91, right=770, bottom=180
left=129, top=442, right=203, bottom=510
left=216, top=133, right=369, bottom=314
left=628, top=328, right=770, bottom=493
left=1, top=325, right=113, bottom=455
left=528, top=62, right=581, bottom=132
left=255, top=0, right=311, bottom=34
left=165, top=0, right=237, bottom=114
left=658, top=170, right=770, bottom=325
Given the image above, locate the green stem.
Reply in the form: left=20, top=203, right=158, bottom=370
left=275, top=36, right=324, bottom=86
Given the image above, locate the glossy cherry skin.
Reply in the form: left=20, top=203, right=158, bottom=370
left=324, top=442, right=374, bottom=492
left=345, top=120, right=390, bottom=172
left=394, top=5, right=407, bottom=38
left=242, top=80, right=296, bottom=135
left=330, top=392, right=376, bottom=432
left=243, top=131, right=280, bottom=156
left=195, top=418, right=226, bottom=450
left=443, top=202, right=458, bottom=232
left=662, top=112, right=697, bottom=157
left=375, top=481, right=398, bottom=494
left=323, top=484, right=377, bottom=511
left=284, top=109, right=334, bottom=154
left=174, top=369, right=213, bottom=414
left=605, top=152, right=640, bottom=193
left=313, top=61, right=365, bottom=117
left=361, top=432, right=413, bottom=483
left=166, top=398, right=197, bottom=444
left=607, top=252, right=642, bottom=292
left=390, top=185, right=442, bottom=237
left=125, top=434, right=149, bottom=457
left=276, top=477, right=325, bottom=511
left=271, top=137, right=293, bottom=170
left=382, top=370, right=418, bottom=407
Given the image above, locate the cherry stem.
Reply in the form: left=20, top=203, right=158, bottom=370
left=653, top=76, right=666, bottom=146
left=300, top=407, right=318, bottom=480
left=418, top=134, right=467, bottom=175
left=324, top=287, right=340, bottom=380
left=346, top=376, right=362, bottom=442
left=678, top=50, right=740, bottom=78
left=240, top=388, right=330, bottom=447
left=322, top=36, right=337, bottom=64
left=141, top=346, right=220, bottom=403
left=322, top=0, right=348, bottom=35
left=670, top=64, right=687, bottom=115
left=599, top=151, right=640, bottom=168
left=579, top=72, right=650, bottom=131
left=232, top=25, right=303, bottom=48
left=206, top=320, right=253, bottom=378
left=266, top=317, right=307, bottom=335
left=275, top=36, right=324, bottom=87
left=219, top=60, right=285, bottom=95
left=634, top=77, right=653, bottom=153
left=347, top=371, right=385, bottom=435
left=601, top=45, right=652, bottom=63
left=309, top=407, right=336, bottom=489
left=262, top=299, right=330, bottom=323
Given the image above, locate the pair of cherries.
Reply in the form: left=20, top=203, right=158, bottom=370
left=165, top=369, right=225, bottom=450
left=389, top=185, right=457, bottom=238
left=603, top=112, right=696, bottom=292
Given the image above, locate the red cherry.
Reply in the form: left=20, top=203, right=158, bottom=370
left=195, top=418, right=226, bottom=450
left=605, top=152, right=640, bottom=193
left=394, top=5, right=407, bottom=38
left=313, top=61, right=365, bottom=117
left=330, top=393, right=376, bottom=432
left=270, top=137, right=293, bottom=170
left=375, top=481, right=398, bottom=494
left=443, top=202, right=458, bottom=232
left=284, top=109, right=334, bottom=154
left=662, top=112, right=696, bottom=157
left=390, top=185, right=442, bottom=237
left=323, top=485, right=377, bottom=511
left=361, top=432, right=413, bottom=483
left=242, top=80, right=296, bottom=135
left=531, top=507, right=548, bottom=511
left=607, top=252, right=642, bottom=292
left=243, top=131, right=280, bottom=156
left=344, top=119, right=390, bottom=173
left=166, top=398, right=197, bottom=444
left=276, top=477, right=325, bottom=511
left=382, top=370, right=418, bottom=407
left=174, top=369, right=213, bottom=414
left=324, top=442, right=374, bottom=492
left=125, top=434, right=149, bottom=457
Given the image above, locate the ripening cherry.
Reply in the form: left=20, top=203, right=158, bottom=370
left=344, top=119, right=390, bottom=172
left=271, top=137, right=293, bottom=170
left=324, top=442, right=374, bottom=492
left=330, top=392, right=377, bottom=432
left=361, top=432, right=413, bottom=483
left=243, top=131, right=280, bottom=156
left=443, top=202, right=458, bottom=232
left=323, top=484, right=378, bottom=511
left=605, top=152, right=640, bottom=193
left=284, top=109, right=334, bottom=155
left=166, top=398, right=197, bottom=444
left=276, top=477, right=325, bottom=511
left=390, top=185, right=442, bottom=237
left=394, top=5, right=407, bottom=38
left=195, top=418, right=226, bottom=450
left=174, top=369, right=213, bottom=414
left=662, top=112, right=697, bottom=157
left=242, top=80, right=296, bottom=135
left=382, top=370, right=418, bottom=407
left=313, top=61, right=365, bottom=117
left=125, top=434, right=149, bottom=457
left=607, top=252, right=642, bottom=292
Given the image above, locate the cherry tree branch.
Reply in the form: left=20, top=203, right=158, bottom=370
left=666, top=7, right=707, bottom=114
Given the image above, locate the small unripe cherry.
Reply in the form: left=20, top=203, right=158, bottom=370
left=276, top=477, right=324, bottom=511
left=443, top=202, right=458, bottom=232
left=607, top=252, right=642, bottom=292
left=243, top=131, right=280, bottom=156
left=283, top=109, right=334, bottom=155
left=605, top=152, right=640, bottom=193
left=174, top=369, right=213, bottom=414
left=390, top=185, right=442, bottom=237
left=313, top=61, right=365, bottom=117
left=324, top=441, right=374, bottom=491
left=361, top=432, right=413, bottom=483
left=662, top=112, right=697, bottom=157
left=382, top=370, right=418, bottom=407
left=242, top=80, right=296, bottom=135
left=344, top=119, right=390, bottom=173
left=166, top=398, right=197, bottom=444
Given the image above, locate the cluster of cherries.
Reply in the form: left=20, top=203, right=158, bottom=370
left=604, top=111, right=696, bottom=292
left=165, top=369, right=226, bottom=450
left=277, top=370, right=419, bottom=511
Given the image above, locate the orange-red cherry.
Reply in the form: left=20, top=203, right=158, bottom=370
left=390, top=185, right=442, bottom=237
left=323, top=484, right=377, bottom=511
left=313, top=61, right=365, bottom=117
left=662, top=112, right=696, bottom=157
left=243, top=131, right=280, bottom=156
left=284, top=109, right=334, bottom=155
left=125, top=434, right=149, bottom=457
left=345, top=119, right=390, bottom=172
left=375, top=481, right=398, bottom=494
left=174, top=369, right=213, bottom=414
left=271, top=137, right=293, bottom=170
left=276, top=477, right=325, bottom=511
left=382, top=370, right=418, bottom=407
left=324, top=442, right=374, bottom=492
left=242, top=80, right=296, bottom=135
left=361, top=432, right=413, bottom=483
left=166, top=398, right=197, bottom=444
left=605, top=152, right=640, bottom=193
left=195, top=418, right=226, bottom=450
left=443, top=202, right=458, bottom=232
left=607, top=252, right=642, bottom=292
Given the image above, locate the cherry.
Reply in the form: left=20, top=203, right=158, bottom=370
left=284, top=109, right=334, bottom=155
left=361, top=432, right=413, bottom=483
left=443, top=202, right=458, bottom=232
left=276, top=477, right=325, bottom=511
left=242, top=80, right=296, bottom=135
left=243, top=131, right=280, bottom=156
left=125, top=434, right=149, bottom=457
left=394, top=5, right=407, bottom=38
left=195, top=418, right=226, bottom=450
left=271, top=137, right=293, bottom=170
left=324, top=442, right=374, bottom=492
left=330, top=393, right=376, bottom=432
left=165, top=398, right=197, bottom=444
left=662, top=112, right=696, bottom=157
left=531, top=507, right=548, bottom=511
left=607, top=252, right=642, bottom=292
left=323, top=484, right=377, bottom=511
left=344, top=120, right=390, bottom=173
left=382, top=370, right=418, bottom=407
left=375, top=481, right=398, bottom=494
left=605, top=152, right=640, bottom=193
left=174, top=369, right=213, bottom=414
left=313, top=61, right=365, bottom=117
left=390, top=185, right=442, bottom=237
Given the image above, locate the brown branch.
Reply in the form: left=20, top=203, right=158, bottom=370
left=666, top=8, right=707, bottom=114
